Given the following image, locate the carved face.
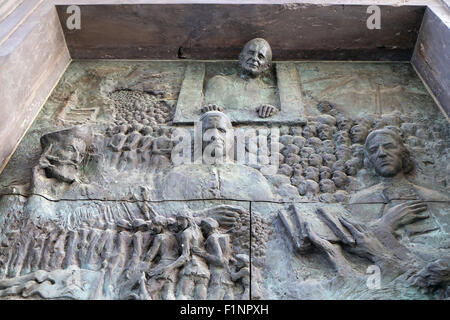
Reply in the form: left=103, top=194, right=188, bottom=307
left=235, top=254, right=249, bottom=268
left=44, top=138, right=87, bottom=183
left=318, top=124, right=332, bottom=141
left=239, top=39, right=272, bottom=77
left=305, top=166, right=319, bottom=182
left=52, top=139, right=85, bottom=164
left=345, top=159, right=359, bottom=176
left=337, top=118, right=353, bottom=131
left=319, top=166, right=332, bottom=180
left=322, top=140, right=335, bottom=154
left=142, top=126, right=153, bottom=136
left=308, top=154, right=322, bottom=167
left=351, top=144, right=364, bottom=158
left=152, top=136, right=173, bottom=155
left=168, top=221, right=179, bottom=233
left=335, top=146, right=351, bottom=161
left=332, top=171, right=349, bottom=188
left=176, top=216, right=189, bottom=231
left=334, top=132, right=350, bottom=146
left=317, top=101, right=334, bottom=114
left=366, top=133, right=403, bottom=177
left=332, top=160, right=345, bottom=173
left=320, top=179, right=336, bottom=193
left=306, top=180, right=320, bottom=195
left=151, top=224, right=163, bottom=234
left=302, top=125, right=317, bottom=139
left=202, top=114, right=232, bottom=159
left=350, top=125, right=369, bottom=144
left=322, top=153, right=336, bottom=168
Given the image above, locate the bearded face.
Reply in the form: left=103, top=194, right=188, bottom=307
left=201, top=113, right=234, bottom=164
left=43, top=138, right=87, bottom=183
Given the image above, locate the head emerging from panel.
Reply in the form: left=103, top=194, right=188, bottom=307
left=238, top=38, right=272, bottom=78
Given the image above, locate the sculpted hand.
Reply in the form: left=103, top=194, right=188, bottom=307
left=303, top=220, right=353, bottom=277
left=256, top=104, right=278, bottom=118
left=338, top=217, right=390, bottom=262
left=379, top=200, right=429, bottom=231
left=132, top=219, right=148, bottom=230
left=192, top=246, right=206, bottom=257
left=116, top=218, right=132, bottom=230
left=202, top=205, right=245, bottom=228
left=316, top=208, right=355, bottom=246
left=147, top=267, right=166, bottom=278
left=38, top=156, right=53, bottom=170
left=201, top=104, right=224, bottom=113
left=158, top=268, right=174, bottom=280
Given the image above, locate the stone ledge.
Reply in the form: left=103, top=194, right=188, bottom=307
left=55, top=3, right=425, bottom=61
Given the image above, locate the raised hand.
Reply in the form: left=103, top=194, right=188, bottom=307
left=316, top=208, right=355, bottom=246
left=379, top=200, right=429, bottom=231
left=256, top=104, right=278, bottom=118
left=201, top=205, right=245, bottom=228
left=303, top=220, right=353, bottom=278
left=338, top=216, right=390, bottom=262
left=201, top=104, right=224, bottom=113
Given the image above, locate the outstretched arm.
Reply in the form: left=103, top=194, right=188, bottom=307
left=303, top=221, right=354, bottom=278
left=144, top=235, right=162, bottom=263
left=194, top=205, right=244, bottom=228
left=108, top=135, right=127, bottom=152
left=231, top=267, right=249, bottom=281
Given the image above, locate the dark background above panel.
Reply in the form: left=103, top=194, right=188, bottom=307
left=56, top=4, right=426, bottom=61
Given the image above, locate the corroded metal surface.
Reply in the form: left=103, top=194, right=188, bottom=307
left=0, top=57, right=448, bottom=300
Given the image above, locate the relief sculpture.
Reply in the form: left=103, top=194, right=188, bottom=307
left=0, top=39, right=448, bottom=300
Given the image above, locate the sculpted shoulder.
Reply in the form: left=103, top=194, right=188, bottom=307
left=413, top=184, right=449, bottom=202
left=350, top=182, right=449, bottom=203
left=349, top=183, right=385, bottom=204
left=205, top=75, right=234, bottom=92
